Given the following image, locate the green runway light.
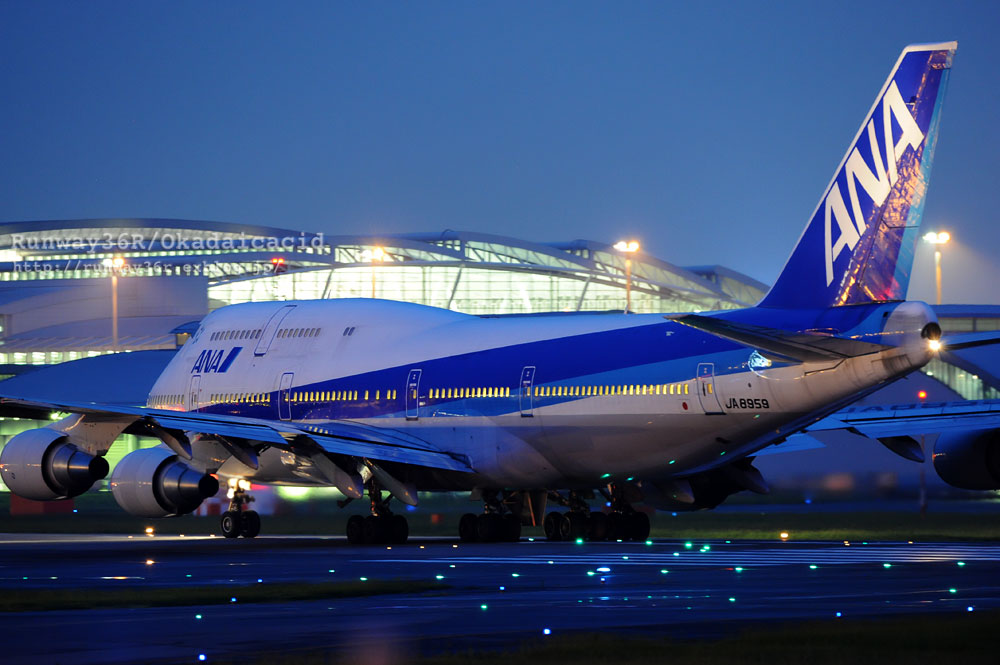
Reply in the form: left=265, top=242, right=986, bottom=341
left=587, top=571, right=596, bottom=576
left=511, top=573, right=520, bottom=577
left=734, top=567, right=743, bottom=572
left=195, top=614, right=202, bottom=620
left=957, top=561, right=966, bottom=567
left=949, top=588, right=957, bottom=593
left=660, top=569, right=668, bottom=574
left=360, top=577, right=368, bottom=581
left=809, top=565, right=818, bottom=570
left=645, top=540, right=653, bottom=546
left=601, top=473, right=611, bottom=479
left=480, top=604, right=488, bottom=610
left=729, top=597, right=736, bottom=602
left=669, top=460, right=676, bottom=465
left=684, top=542, right=693, bottom=549
left=882, top=563, right=892, bottom=569
left=328, top=569, right=334, bottom=573
left=435, top=575, right=444, bottom=580
left=575, top=538, right=584, bottom=545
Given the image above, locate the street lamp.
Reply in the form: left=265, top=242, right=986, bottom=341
left=922, top=231, right=950, bottom=305
left=613, top=240, right=640, bottom=313
left=370, top=246, right=385, bottom=298
left=102, top=256, right=126, bottom=349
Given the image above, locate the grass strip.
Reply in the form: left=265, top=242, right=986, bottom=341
left=232, top=611, right=1000, bottom=665
left=0, top=579, right=449, bottom=613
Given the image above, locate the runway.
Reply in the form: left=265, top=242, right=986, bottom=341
left=1, top=534, right=998, bottom=664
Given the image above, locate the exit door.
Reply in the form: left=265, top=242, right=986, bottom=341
left=519, top=366, right=536, bottom=417
left=278, top=372, right=294, bottom=421
left=188, top=375, right=201, bottom=412
left=696, top=362, right=724, bottom=414
left=405, top=369, right=422, bottom=420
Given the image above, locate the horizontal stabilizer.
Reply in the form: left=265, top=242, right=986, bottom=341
left=941, top=331, right=1000, bottom=351
left=667, top=314, right=890, bottom=363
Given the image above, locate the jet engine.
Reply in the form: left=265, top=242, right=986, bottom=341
left=0, top=428, right=109, bottom=500
left=933, top=429, right=1000, bottom=490
left=110, top=447, right=219, bottom=517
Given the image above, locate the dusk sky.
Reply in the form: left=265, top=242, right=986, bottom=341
left=2, top=1, right=998, bottom=303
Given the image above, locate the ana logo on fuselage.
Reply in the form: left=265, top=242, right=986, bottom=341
left=192, top=347, right=242, bottom=374
left=824, top=80, right=925, bottom=286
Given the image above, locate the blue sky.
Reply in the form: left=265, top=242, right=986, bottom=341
left=1, top=1, right=997, bottom=303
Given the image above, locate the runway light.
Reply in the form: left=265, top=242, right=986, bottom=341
left=967, top=606, right=974, bottom=612
left=809, top=565, right=817, bottom=570
left=729, top=597, right=736, bottom=603
left=957, top=561, right=965, bottom=567
left=257, top=578, right=263, bottom=583
left=480, top=604, right=488, bottom=610
left=575, top=538, right=584, bottom=545
left=645, top=540, right=653, bottom=546
left=195, top=614, right=202, bottom=620
left=436, top=575, right=444, bottom=580
left=499, top=586, right=505, bottom=591
left=587, top=571, right=596, bottom=576
left=145, top=559, right=154, bottom=565
left=660, top=569, right=669, bottom=574
left=735, top=567, right=743, bottom=573
left=328, top=569, right=335, bottom=573
left=230, top=597, right=237, bottom=603
left=949, top=588, right=957, bottom=593
left=835, top=612, right=842, bottom=618
left=597, top=567, right=611, bottom=573
left=684, top=542, right=693, bottom=549
left=543, top=628, right=551, bottom=635
left=779, top=532, right=789, bottom=541
left=883, top=563, right=892, bottom=569
left=198, top=655, right=206, bottom=662
left=511, top=573, right=520, bottom=577
left=145, top=527, right=155, bottom=536
left=360, top=577, right=368, bottom=581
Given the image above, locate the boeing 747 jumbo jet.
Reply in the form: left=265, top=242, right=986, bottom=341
left=2, top=41, right=998, bottom=544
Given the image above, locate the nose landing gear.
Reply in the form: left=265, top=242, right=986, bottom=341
left=220, top=479, right=260, bottom=539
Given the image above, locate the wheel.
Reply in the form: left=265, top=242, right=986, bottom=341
left=477, top=513, right=503, bottom=542
left=363, top=515, right=387, bottom=544
left=502, top=514, right=521, bottom=542
left=346, top=515, right=365, bottom=544
left=459, top=513, right=479, bottom=542
left=240, top=510, right=261, bottom=538
left=390, top=514, right=409, bottom=544
left=588, top=511, right=609, bottom=541
left=221, top=511, right=242, bottom=539
left=606, top=512, right=625, bottom=541
left=566, top=512, right=588, bottom=541
left=627, top=511, right=650, bottom=541
left=543, top=511, right=563, bottom=541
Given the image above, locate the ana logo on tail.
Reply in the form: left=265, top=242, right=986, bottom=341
left=824, top=81, right=925, bottom=286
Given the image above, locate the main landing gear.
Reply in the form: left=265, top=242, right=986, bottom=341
left=345, top=480, right=409, bottom=545
left=543, top=486, right=650, bottom=542
left=220, top=479, right=261, bottom=539
left=458, top=490, right=522, bottom=543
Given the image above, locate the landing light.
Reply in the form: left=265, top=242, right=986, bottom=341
left=928, top=339, right=942, bottom=352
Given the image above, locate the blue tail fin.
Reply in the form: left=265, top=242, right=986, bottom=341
left=759, top=42, right=957, bottom=309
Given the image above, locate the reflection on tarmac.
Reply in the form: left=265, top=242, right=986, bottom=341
left=1, top=534, right=998, bottom=664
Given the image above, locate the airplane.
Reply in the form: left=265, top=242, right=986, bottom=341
left=2, top=40, right=997, bottom=545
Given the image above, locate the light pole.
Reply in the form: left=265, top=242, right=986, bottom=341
left=922, top=231, right=950, bottom=305
left=103, top=256, right=125, bottom=349
left=613, top=240, right=640, bottom=313
left=370, top=246, right=385, bottom=298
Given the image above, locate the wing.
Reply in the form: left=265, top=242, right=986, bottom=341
left=0, top=395, right=474, bottom=474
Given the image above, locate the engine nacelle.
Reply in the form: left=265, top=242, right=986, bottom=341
left=0, top=428, right=109, bottom=500
left=933, top=429, right=1000, bottom=490
left=110, top=448, right=219, bottom=517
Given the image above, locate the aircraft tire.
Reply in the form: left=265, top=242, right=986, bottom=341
left=363, top=515, right=387, bottom=544
left=221, top=511, right=242, bottom=539
left=627, top=512, right=650, bottom=541
left=459, top=513, right=479, bottom=542
left=543, top=511, right=563, bottom=541
left=477, top=513, right=503, bottom=542
left=606, top=512, right=625, bottom=541
left=587, top=511, right=609, bottom=541
left=391, top=514, right=409, bottom=544
left=566, top=512, right=588, bottom=541
left=502, top=514, right=521, bottom=542
left=346, top=515, right=365, bottom=544
left=240, top=510, right=261, bottom=538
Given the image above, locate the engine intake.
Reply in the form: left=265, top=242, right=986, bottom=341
left=933, top=429, right=1000, bottom=490
left=110, top=447, right=219, bottom=517
left=0, top=428, right=109, bottom=500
